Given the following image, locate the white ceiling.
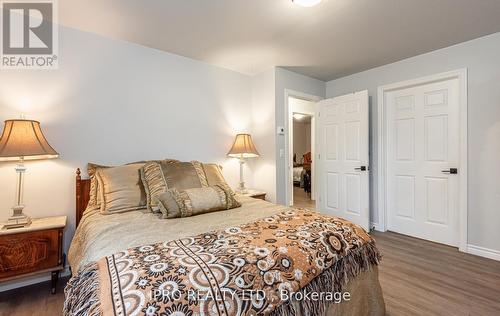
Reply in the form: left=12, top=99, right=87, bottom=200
left=60, top=0, right=500, bottom=81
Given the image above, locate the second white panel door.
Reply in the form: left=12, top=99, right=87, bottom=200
left=386, top=78, right=460, bottom=246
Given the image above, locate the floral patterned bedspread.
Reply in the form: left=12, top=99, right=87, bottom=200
left=64, top=209, right=380, bottom=316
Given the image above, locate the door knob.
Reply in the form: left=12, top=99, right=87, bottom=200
left=441, top=168, right=458, bottom=174
left=354, top=166, right=367, bottom=171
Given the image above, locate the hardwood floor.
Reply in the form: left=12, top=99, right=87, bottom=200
left=0, top=277, right=69, bottom=316
left=293, top=186, right=316, bottom=210
left=1, top=232, right=499, bottom=316
left=373, top=231, right=500, bottom=316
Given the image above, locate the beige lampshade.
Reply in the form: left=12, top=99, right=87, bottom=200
left=0, top=119, right=59, bottom=161
left=227, top=134, right=260, bottom=158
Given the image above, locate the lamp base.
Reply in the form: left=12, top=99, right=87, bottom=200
left=2, top=206, right=31, bottom=230
left=235, top=187, right=248, bottom=194
left=236, top=159, right=248, bottom=194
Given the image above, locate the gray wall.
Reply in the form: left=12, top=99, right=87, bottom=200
left=275, top=68, right=325, bottom=204
left=251, top=69, right=277, bottom=202
left=0, top=26, right=260, bottom=290
left=326, top=32, right=500, bottom=252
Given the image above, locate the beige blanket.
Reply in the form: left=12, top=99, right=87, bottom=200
left=68, top=196, right=289, bottom=272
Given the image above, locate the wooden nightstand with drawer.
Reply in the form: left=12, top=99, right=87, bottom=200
left=0, top=216, right=66, bottom=294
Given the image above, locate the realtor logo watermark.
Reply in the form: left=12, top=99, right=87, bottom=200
left=1, top=0, right=58, bottom=69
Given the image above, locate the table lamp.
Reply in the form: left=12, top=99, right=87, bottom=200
left=0, top=119, right=59, bottom=229
left=227, top=133, right=260, bottom=194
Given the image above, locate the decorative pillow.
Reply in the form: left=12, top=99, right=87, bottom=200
left=202, top=163, right=229, bottom=187
left=87, top=163, right=110, bottom=209
left=141, top=160, right=209, bottom=212
left=87, top=159, right=179, bottom=211
left=96, top=163, right=147, bottom=214
left=154, top=184, right=241, bottom=219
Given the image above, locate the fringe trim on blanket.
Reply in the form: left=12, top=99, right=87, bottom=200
left=271, top=241, right=381, bottom=316
left=63, top=262, right=101, bottom=316
left=63, top=242, right=380, bottom=316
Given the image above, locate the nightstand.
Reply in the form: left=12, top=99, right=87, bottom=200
left=0, top=216, right=67, bottom=294
left=241, top=189, right=267, bottom=200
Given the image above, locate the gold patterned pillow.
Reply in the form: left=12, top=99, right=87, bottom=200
left=154, top=184, right=241, bottom=219
left=140, top=160, right=207, bottom=212
left=141, top=161, right=233, bottom=213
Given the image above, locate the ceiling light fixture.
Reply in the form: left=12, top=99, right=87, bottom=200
left=293, top=113, right=307, bottom=120
left=292, top=0, right=322, bottom=7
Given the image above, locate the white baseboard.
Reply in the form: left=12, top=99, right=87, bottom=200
left=0, top=266, right=71, bottom=292
left=467, top=244, right=500, bottom=261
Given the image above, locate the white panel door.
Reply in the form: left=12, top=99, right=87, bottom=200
left=316, top=91, right=370, bottom=230
left=386, top=78, right=460, bottom=246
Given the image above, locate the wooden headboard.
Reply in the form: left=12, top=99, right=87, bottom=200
left=75, top=168, right=91, bottom=227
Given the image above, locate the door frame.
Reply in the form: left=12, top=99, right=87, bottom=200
left=284, top=89, right=322, bottom=206
left=377, top=69, right=468, bottom=252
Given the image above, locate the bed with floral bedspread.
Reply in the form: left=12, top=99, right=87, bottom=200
left=65, top=200, right=384, bottom=316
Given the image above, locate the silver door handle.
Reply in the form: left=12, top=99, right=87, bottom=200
left=354, top=166, right=367, bottom=171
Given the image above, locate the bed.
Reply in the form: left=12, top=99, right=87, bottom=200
left=65, top=166, right=385, bottom=316
left=293, top=166, right=305, bottom=186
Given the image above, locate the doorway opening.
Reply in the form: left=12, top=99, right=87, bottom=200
left=292, top=112, right=314, bottom=209
left=286, top=94, right=319, bottom=210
